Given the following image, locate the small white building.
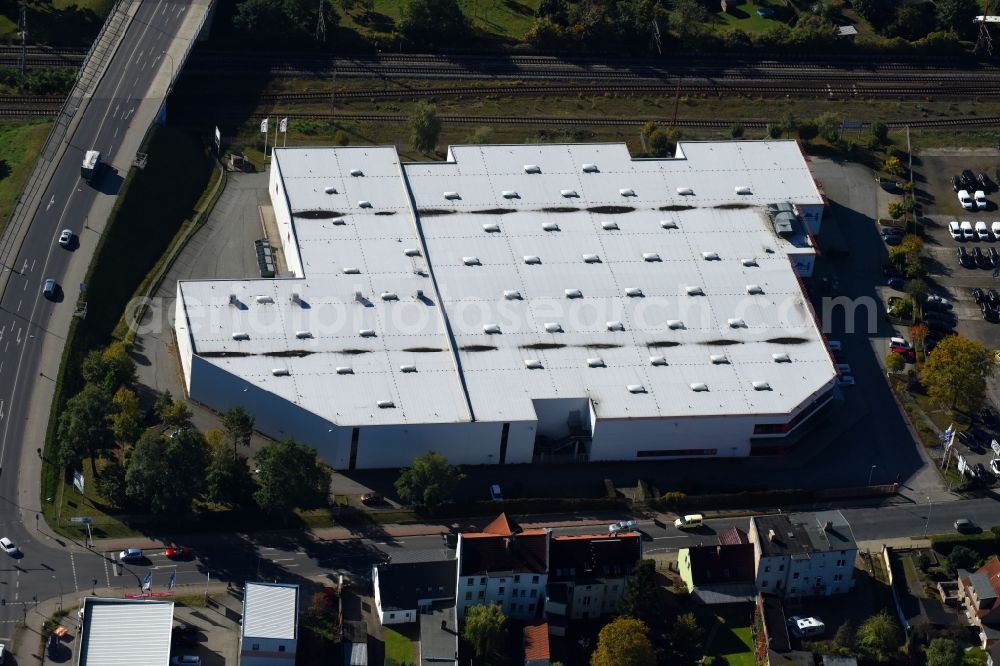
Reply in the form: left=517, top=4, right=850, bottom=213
left=78, top=597, right=174, bottom=666
left=240, top=582, right=299, bottom=666
left=373, top=560, right=456, bottom=625
left=748, top=511, right=857, bottom=598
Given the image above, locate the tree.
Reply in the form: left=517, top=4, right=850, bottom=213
left=852, top=0, right=894, bottom=30
left=463, top=603, right=507, bottom=663
left=857, top=610, right=903, bottom=662
left=618, top=560, right=662, bottom=628
left=904, top=277, right=928, bottom=311
left=668, top=613, right=704, bottom=665
left=870, top=120, right=890, bottom=147
left=222, top=406, right=255, bottom=461
left=399, top=0, right=470, bottom=49
left=946, top=545, right=978, bottom=574
left=161, top=400, right=193, bottom=430
left=920, top=334, right=995, bottom=413
left=154, top=390, right=174, bottom=420
left=833, top=620, right=855, bottom=653
left=884, top=156, right=904, bottom=177
left=815, top=111, right=842, bottom=144
left=56, top=384, right=114, bottom=477
left=126, top=429, right=207, bottom=514
left=647, top=129, right=674, bottom=158
left=936, top=0, right=978, bottom=36
left=254, top=438, right=329, bottom=515
left=81, top=342, right=137, bottom=393
left=885, top=352, right=905, bottom=374
left=97, top=458, right=128, bottom=508
left=591, top=617, right=656, bottom=666
left=926, top=638, right=963, bottom=666
left=797, top=121, right=819, bottom=142
left=394, top=451, right=464, bottom=510
left=410, top=101, right=441, bottom=154
left=205, top=440, right=256, bottom=507
left=110, top=387, right=143, bottom=445
left=887, top=201, right=904, bottom=220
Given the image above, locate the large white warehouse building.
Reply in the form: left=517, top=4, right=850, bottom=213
left=175, top=141, right=836, bottom=470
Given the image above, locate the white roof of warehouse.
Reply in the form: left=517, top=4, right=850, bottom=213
left=79, top=598, right=174, bottom=666
left=177, top=141, right=834, bottom=427
left=243, top=582, right=298, bottom=640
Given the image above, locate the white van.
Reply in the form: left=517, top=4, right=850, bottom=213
left=674, top=514, right=704, bottom=529
left=787, top=616, right=825, bottom=638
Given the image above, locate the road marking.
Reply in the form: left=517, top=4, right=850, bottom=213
left=70, top=552, right=79, bottom=592
left=45, top=196, right=54, bottom=211
left=13, top=302, right=18, bottom=315
left=282, top=564, right=300, bottom=568
left=114, top=127, right=119, bottom=138
left=113, top=103, right=120, bottom=118
left=103, top=557, right=111, bottom=589
left=0, top=401, right=6, bottom=422
left=16, top=329, right=21, bottom=346
left=20, top=260, right=27, bottom=274
left=29, top=260, right=34, bottom=273
left=271, top=558, right=295, bottom=562
left=133, top=76, right=139, bottom=88
left=20, top=281, right=25, bottom=292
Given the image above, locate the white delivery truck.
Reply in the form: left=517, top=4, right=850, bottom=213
left=81, top=150, right=100, bottom=182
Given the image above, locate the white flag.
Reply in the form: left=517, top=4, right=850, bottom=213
left=260, top=118, right=269, bottom=133
left=142, top=572, right=152, bottom=591
left=168, top=571, right=176, bottom=591
left=279, top=118, right=288, bottom=133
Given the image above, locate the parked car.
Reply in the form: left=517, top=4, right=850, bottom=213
left=0, top=538, right=18, bottom=557
left=172, top=624, right=199, bottom=647
left=961, top=220, right=976, bottom=239
left=982, top=407, right=998, bottom=427
left=977, top=220, right=991, bottom=240
left=959, top=190, right=975, bottom=210
left=119, top=548, right=142, bottom=562
left=991, top=458, right=1000, bottom=477
left=892, top=348, right=916, bottom=363
left=42, top=278, right=57, bottom=299
left=674, top=514, right=704, bottom=529
left=57, top=229, right=72, bottom=248
left=949, top=221, right=962, bottom=239
left=977, top=190, right=989, bottom=209
left=989, top=247, right=999, bottom=266
left=953, top=175, right=963, bottom=192
left=924, top=319, right=954, bottom=333
left=993, top=221, right=1000, bottom=238
left=827, top=340, right=842, bottom=352
left=925, top=295, right=952, bottom=310
left=959, top=247, right=975, bottom=268
left=955, top=518, right=978, bottom=533
left=975, top=463, right=989, bottom=480
left=923, top=312, right=955, bottom=325
left=959, top=431, right=985, bottom=453
left=973, top=287, right=986, bottom=304
left=890, top=336, right=911, bottom=351
left=165, top=547, right=192, bottom=560
left=787, top=616, right=826, bottom=638
left=976, top=246, right=991, bottom=268
left=989, top=289, right=1000, bottom=307
left=608, top=520, right=637, bottom=533
left=964, top=169, right=978, bottom=189
left=981, top=172, right=994, bottom=191
left=360, top=492, right=384, bottom=505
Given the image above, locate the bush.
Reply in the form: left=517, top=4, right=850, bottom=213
left=660, top=491, right=687, bottom=506
left=604, top=478, right=617, bottom=498
left=931, top=532, right=1000, bottom=557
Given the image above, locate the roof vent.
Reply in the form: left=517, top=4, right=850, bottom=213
left=543, top=222, right=560, bottom=232
left=377, top=400, right=395, bottom=409
left=625, top=288, right=643, bottom=298
left=735, top=185, right=752, bottom=195
left=228, top=294, right=239, bottom=307
left=544, top=322, right=564, bottom=333
left=272, top=368, right=290, bottom=377
left=256, top=295, right=274, bottom=304
left=702, top=251, right=720, bottom=261
left=649, top=356, right=667, bottom=366
left=582, top=254, right=601, bottom=263
left=415, top=289, right=424, bottom=300
left=484, top=324, right=502, bottom=334
left=627, top=384, right=647, bottom=394
left=642, top=253, right=661, bottom=262
left=524, top=255, right=541, bottom=265
left=381, top=291, right=398, bottom=301
left=443, top=191, right=461, bottom=200
left=343, top=267, right=361, bottom=274
left=677, top=187, right=694, bottom=196
left=710, top=354, right=729, bottom=364
left=462, top=256, right=482, bottom=266
left=746, top=284, right=764, bottom=295
left=619, top=188, right=636, bottom=197
left=354, top=290, right=364, bottom=302
left=772, top=352, right=791, bottom=363
left=400, top=364, right=417, bottom=373
left=728, top=318, right=747, bottom=328
left=404, top=248, right=421, bottom=257
left=582, top=163, right=599, bottom=173
left=661, top=220, right=679, bottom=229
left=501, top=190, right=519, bottom=199
left=324, top=186, right=337, bottom=194
left=560, top=189, right=579, bottom=198
left=336, top=366, right=354, bottom=375
left=753, top=381, right=772, bottom=390
left=290, top=292, right=301, bottom=304
left=607, top=321, right=625, bottom=331
left=742, top=258, right=759, bottom=267
left=332, top=217, right=346, bottom=226
left=359, top=329, right=377, bottom=337
left=602, top=221, right=619, bottom=230
left=525, top=359, right=543, bottom=369
left=667, top=319, right=685, bottom=330
left=295, top=330, right=312, bottom=339
left=690, top=382, right=709, bottom=392
left=358, top=200, right=372, bottom=208
left=686, top=286, right=704, bottom=296
left=232, top=332, right=250, bottom=341
left=350, top=169, right=364, bottom=177
left=503, top=290, right=522, bottom=300
left=482, top=223, right=501, bottom=233
left=587, top=357, right=605, bottom=368
left=564, top=289, right=583, bottom=299
left=524, top=164, right=541, bottom=174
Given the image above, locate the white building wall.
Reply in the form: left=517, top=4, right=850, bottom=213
left=174, top=286, right=194, bottom=392
left=590, top=415, right=756, bottom=460
left=267, top=158, right=304, bottom=278
left=456, top=572, right=547, bottom=620
left=355, top=420, right=534, bottom=469
left=239, top=635, right=296, bottom=666
left=752, top=551, right=855, bottom=598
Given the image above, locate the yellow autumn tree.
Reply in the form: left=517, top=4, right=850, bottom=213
left=591, top=617, right=656, bottom=666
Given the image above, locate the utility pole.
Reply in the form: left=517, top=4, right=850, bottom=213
left=17, top=2, right=26, bottom=76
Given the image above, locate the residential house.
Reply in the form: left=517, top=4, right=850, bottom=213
left=240, top=582, right=298, bottom=666
left=545, top=532, right=642, bottom=635
left=456, top=514, right=549, bottom=620
left=678, top=527, right=756, bottom=604
left=959, top=559, right=1000, bottom=647
left=523, top=622, right=550, bottom=665
left=373, top=560, right=457, bottom=625
left=748, top=511, right=857, bottom=598
left=753, top=593, right=814, bottom=666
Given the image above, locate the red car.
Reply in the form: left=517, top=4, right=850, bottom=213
left=892, top=348, right=916, bottom=363
left=165, top=547, right=193, bottom=560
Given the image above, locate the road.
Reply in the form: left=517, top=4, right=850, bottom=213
left=0, top=0, right=195, bottom=640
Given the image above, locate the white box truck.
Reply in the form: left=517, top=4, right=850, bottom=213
left=81, top=150, right=100, bottom=182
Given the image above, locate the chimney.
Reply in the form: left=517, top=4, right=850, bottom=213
left=768, top=529, right=776, bottom=542
left=823, top=521, right=833, bottom=531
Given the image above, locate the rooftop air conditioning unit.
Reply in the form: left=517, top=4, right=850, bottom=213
left=735, top=185, right=752, bottom=195
left=602, top=221, right=619, bottom=230
left=228, top=294, right=239, bottom=307
left=381, top=291, right=398, bottom=301
left=710, top=354, right=729, bottom=364
left=703, top=252, right=720, bottom=261
left=747, top=285, right=764, bottom=295
left=295, top=331, right=312, bottom=339
left=484, top=324, right=502, bottom=334
left=542, top=222, right=560, bottom=232
left=502, top=190, right=519, bottom=199
left=753, top=381, right=772, bottom=391
left=343, top=267, right=361, bottom=274
left=582, top=254, right=601, bottom=263
left=272, top=368, right=290, bottom=376
left=332, top=217, right=346, bottom=225
left=482, top=223, right=500, bottom=233
left=400, top=365, right=417, bottom=373
left=642, top=253, right=661, bottom=262
left=690, top=383, right=709, bottom=392
left=581, top=163, right=599, bottom=173
left=503, top=290, right=522, bottom=300
left=686, top=286, right=704, bottom=296
left=661, top=220, right=678, bottom=229
left=377, top=400, right=395, bottom=409
left=627, top=384, right=646, bottom=394
left=619, top=188, right=636, bottom=197
left=523, top=255, right=541, bottom=265
left=544, top=323, right=563, bottom=333
left=523, top=164, right=541, bottom=174
left=232, top=332, right=250, bottom=341
left=404, top=248, right=421, bottom=257
left=587, top=358, right=605, bottom=368
left=336, top=366, right=353, bottom=375
left=667, top=320, right=684, bottom=330
left=462, top=257, right=482, bottom=266
left=625, top=288, right=643, bottom=298
left=607, top=321, right=625, bottom=331
left=560, top=189, right=578, bottom=198
left=324, top=186, right=337, bottom=194
left=564, top=289, right=582, bottom=299
left=772, top=353, right=791, bottom=363
left=358, top=200, right=372, bottom=208
left=525, top=359, right=543, bottom=369
left=256, top=295, right=274, bottom=304
left=350, top=169, right=364, bottom=177
left=742, top=258, right=759, bottom=267
left=728, top=318, right=746, bottom=328
left=649, top=356, right=667, bottom=366
left=359, top=329, right=376, bottom=337
left=677, top=187, right=694, bottom=196
left=443, top=192, right=461, bottom=200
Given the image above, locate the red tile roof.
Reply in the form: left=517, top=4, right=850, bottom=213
left=523, top=622, right=550, bottom=661
left=687, top=543, right=755, bottom=586
left=460, top=515, right=548, bottom=575
left=719, top=527, right=749, bottom=546
left=482, top=513, right=519, bottom=536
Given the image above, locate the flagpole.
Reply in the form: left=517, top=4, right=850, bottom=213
left=262, top=117, right=269, bottom=164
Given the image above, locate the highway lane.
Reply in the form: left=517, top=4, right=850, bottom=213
left=0, top=0, right=191, bottom=635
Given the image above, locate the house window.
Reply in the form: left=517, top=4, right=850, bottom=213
left=499, top=587, right=505, bottom=595
left=528, top=603, right=535, bottom=612
left=611, top=585, right=617, bottom=592
left=278, top=646, right=285, bottom=653
left=389, top=614, right=395, bottom=619
left=761, top=580, right=768, bottom=588
left=478, top=591, right=485, bottom=599
left=514, top=575, right=521, bottom=583
left=531, top=589, right=538, bottom=598
left=778, top=565, right=785, bottom=572
left=467, top=578, right=474, bottom=585
left=533, top=575, right=540, bottom=584
left=252, top=644, right=259, bottom=651
left=836, top=559, right=846, bottom=567
left=791, top=588, right=798, bottom=594
left=793, top=572, right=799, bottom=580
left=466, top=592, right=472, bottom=600
left=583, top=596, right=591, bottom=606
left=480, top=577, right=486, bottom=585
left=833, top=574, right=843, bottom=582
left=764, top=566, right=770, bottom=573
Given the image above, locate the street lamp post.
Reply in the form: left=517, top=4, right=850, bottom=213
left=868, top=465, right=877, bottom=487
left=924, top=493, right=933, bottom=537
left=52, top=575, right=63, bottom=611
